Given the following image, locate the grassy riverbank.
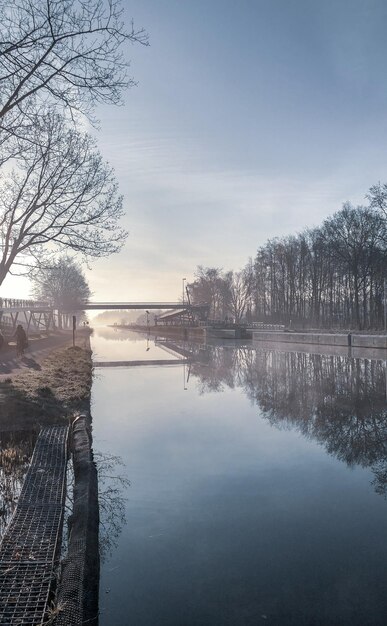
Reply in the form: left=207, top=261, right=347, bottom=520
left=0, top=333, right=92, bottom=431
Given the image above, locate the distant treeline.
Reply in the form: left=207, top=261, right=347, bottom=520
left=188, top=185, right=387, bottom=329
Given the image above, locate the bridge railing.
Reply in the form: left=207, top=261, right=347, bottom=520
left=249, top=322, right=285, bottom=331
left=0, top=298, right=50, bottom=309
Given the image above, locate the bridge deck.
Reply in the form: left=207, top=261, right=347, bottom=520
left=0, top=426, right=68, bottom=625
left=82, top=302, right=208, bottom=310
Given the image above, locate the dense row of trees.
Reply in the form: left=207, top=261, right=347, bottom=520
left=188, top=266, right=253, bottom=324
left=189, top=197, right=387, bottom=329
left=0, top=0, right=147, bottom=285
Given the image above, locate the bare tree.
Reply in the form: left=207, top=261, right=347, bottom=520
left=0, top=0, right=148, bottom=283
left=322, top=203, right=385, bottom=329
left=228, top=270, right=250, bottom=323
left=0, top=113, right=126, bottom=285
left=189, top=267, right=229, bottom=319
left=368, top=182, right=387, bottom=219
left=32, top=254, right=91, bottom=310
left=0, top=0, right=148, bottom=131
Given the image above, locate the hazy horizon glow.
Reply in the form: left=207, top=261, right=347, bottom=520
left=2, top=0, right=387, bottom=301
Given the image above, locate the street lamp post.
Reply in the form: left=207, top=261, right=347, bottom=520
left=183, top=362, right=188, bottom=390
left=146, top=310, right=150, bottom=329
left=182, top=278, right=186, bottom=307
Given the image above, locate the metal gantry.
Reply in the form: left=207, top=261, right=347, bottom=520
left=0, top=426, right=69, bottom=625
left=0, top=299, right=54, bottom=334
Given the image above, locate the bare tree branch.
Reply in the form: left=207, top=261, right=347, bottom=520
left=0, top=112, right=127, bottom=285
left=0, top=0, right=148, bottom=126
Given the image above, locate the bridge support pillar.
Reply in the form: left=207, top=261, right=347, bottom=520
left=10, top=311, right=19, bottom=333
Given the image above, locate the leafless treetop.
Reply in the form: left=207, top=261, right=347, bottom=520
left=0, top=0, right=148, bottom=126
left=0, top=113, right=126, bottom=283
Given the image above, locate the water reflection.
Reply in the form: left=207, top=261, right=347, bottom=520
left=92, top=327, right=181, bottom=363
left=95, top=451, right=129, bottom=562
left=92, top=331, right=387, bottom=626
left=187, top=345, right=387, bottom=493
left=0, top=430, right=36, bottom=539
left=93, top=327, right=146, bottom=342
left=98, top=331, right=387, bottom=496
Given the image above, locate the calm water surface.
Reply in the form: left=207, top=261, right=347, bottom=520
left=91, top=328, right=387, bottom=626
left=0, top=431, right=35, bottom=541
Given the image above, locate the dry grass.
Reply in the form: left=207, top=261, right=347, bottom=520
left=0, top=345, right=92, bottom=430
left=39, top=599, right=68, bottom=625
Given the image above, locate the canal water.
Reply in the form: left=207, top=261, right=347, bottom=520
left=91, top=328, right=387, bottom=626
left=0, top=430, right=36, bottom=541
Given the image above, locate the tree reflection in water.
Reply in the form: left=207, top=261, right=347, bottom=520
left=64, top=450, right=129, bottom=563
left=0, top=430, right=36, bottom=540
left=95, top=451, right=129, bottom=562
left=190, top=345, right=387, bottom=496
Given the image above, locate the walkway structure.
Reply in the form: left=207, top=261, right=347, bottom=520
left=0, top=299, right=210, bottom=333
left=81, top=301, right=208, bottom=312
left=0, top=300, right=54, bottom=334
left=0, top=425, right=69, bottom=625
left=81, top=302, right=210, bottom=322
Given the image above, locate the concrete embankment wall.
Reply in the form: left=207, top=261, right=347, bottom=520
left=351, top=335, right=387, bottom=348
left=253, top=331, right=387, bottom=350
left=253, top=331, right=350, bottom=347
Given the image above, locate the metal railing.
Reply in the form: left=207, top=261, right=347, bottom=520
left=249, top=322, right=286, bottom=330
left=0, top=298, right=50, bottom=309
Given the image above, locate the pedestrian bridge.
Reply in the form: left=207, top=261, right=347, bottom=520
left=81, top=302, right=208, bottom=312
left=0, top=298, right=210, bottom=333
left=0, top=299, right=207, bottom=312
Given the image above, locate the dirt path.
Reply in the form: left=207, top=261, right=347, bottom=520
left=0, top=332, right=74, bottom=379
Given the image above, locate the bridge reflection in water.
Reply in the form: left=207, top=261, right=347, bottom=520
left=92, top=335, right=208, bottom=369
left=93, top=359, right=189, bottom=367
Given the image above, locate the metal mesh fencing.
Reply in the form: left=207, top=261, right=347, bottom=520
left=0, top=425, right=68, bottom=625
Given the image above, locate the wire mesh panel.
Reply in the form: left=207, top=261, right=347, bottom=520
left=0, top=505, right=63, bottom=564
left=18, top=427, right=68, bottom=506
left=0, top=425, right=68, bottom=625
left=0, top=563, right=53, bottom=625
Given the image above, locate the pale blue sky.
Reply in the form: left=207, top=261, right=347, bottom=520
left=4, top=0, right=387, bottom=300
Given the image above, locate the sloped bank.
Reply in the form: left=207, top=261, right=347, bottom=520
left=50, top=332, right=100, bottom=625
left=0, top=330, right=99, bottom=624
left=0, top=333, right=93, bottom=432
